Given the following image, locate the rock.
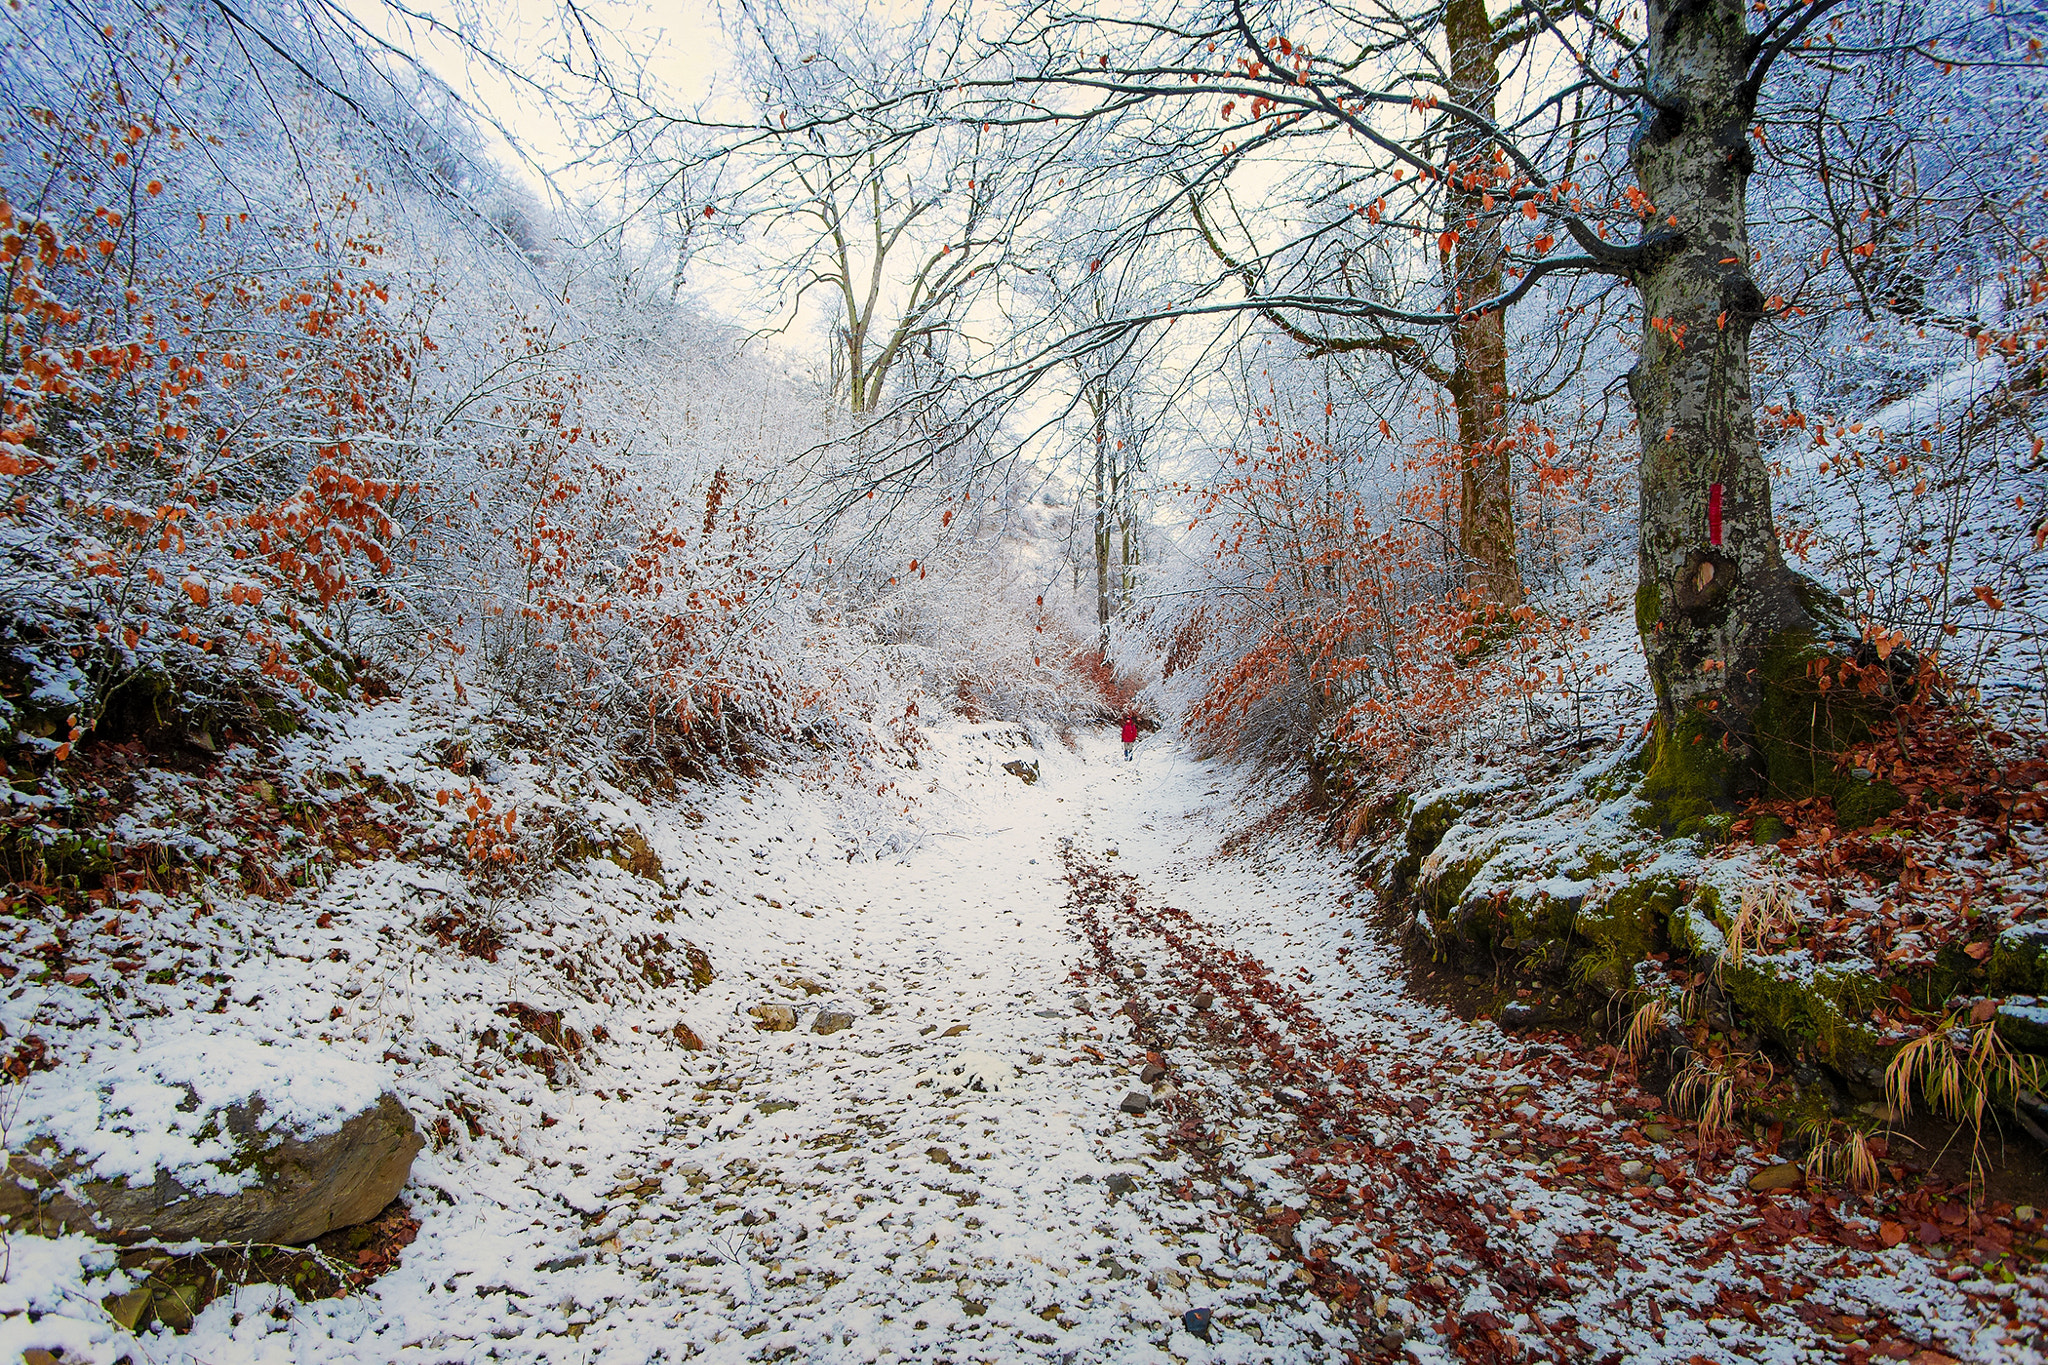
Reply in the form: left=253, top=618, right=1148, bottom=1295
left=1001, top=758, right=1040, bottom=785
left=1499, top=1000, right=1557, bottom=1030
left=1619, top=1160, right=1652, bottom=1181
left=536, top=1253, right=588, bottom=1273
left=104, top=1284, right=154, bottom=1330
left=1995, top=998, right=2048, bottom=1056
left=1140, top=1062, right=1167, bottom=1085
left=1119, top=1090, right=1151, bottom=1115
left=812, top=1011, right=855, bottom=1036
left=1748, top=1162, right=1804, bottom=1193
left=940, top=1023, right=970, bottom=1037
left=791, top=977, right=827, bottom=997
left=1104, top=1173, right=1136, bottom=1195
left=1183, top=1307, right=1214, bottom=1342
left=749, top=1004, right=797, bottom=1032
left=2, top=1034, right=422, bottom=1246
left=672, top=1022, right=707, bottom=1050
left=1642, top=1122, right=1677, bottom=1141
left=1990, top=922, right=2048, bottom=995
left=1192, top=991, right=1215, bottom=1011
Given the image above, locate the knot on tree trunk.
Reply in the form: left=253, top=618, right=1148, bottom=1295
left=1720, top=273, right=1767, bottom=322
left=1672, top=548, right=1737, bottom=618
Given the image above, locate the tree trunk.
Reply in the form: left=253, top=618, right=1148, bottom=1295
left=1442, top=0, right=1525, bottom=610
left=1092, top=393, right=1112, bottom=653
left=1627, top=0, right=1841, bottom=826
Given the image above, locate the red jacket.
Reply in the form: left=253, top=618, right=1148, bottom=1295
left=1121, top=719, right=1138, bottom=744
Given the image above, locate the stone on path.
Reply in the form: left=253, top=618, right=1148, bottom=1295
left=749, top=1004, right=797, bottom=1032
left=1748, top=1162, right=1803, bottom=1193
left=1498, top=1000, right=1557, bottom=1030
left=812, top=1011, right=854, bottom=1035
left=1120, top=1090, right=1151, bottom=1115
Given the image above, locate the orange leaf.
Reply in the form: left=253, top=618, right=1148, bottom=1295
left=1878, top=1221, right=1906, bottom=1248
left=1438, top=230, right=1459, bottom=254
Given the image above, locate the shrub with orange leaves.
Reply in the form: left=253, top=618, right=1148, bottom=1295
left=1176, top=398, right=1524, bottom=781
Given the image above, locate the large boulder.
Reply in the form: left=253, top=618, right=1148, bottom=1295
left=1, top=1031, right=422, bottom=1246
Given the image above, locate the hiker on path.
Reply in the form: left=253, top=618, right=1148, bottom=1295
left=1121, top=714, right=1138, bottom=762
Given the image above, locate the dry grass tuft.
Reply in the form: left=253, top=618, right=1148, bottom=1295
left=1885, top=1011, right=2047, bottom=1188
left=1622, top=998, right=1666, bottom=1060
left=1723, top=879, right=1801, bottom=969
left=1669, top=1053, right=1756, bottom=1138
left=1798, top=1118, right=1883, bottom=1192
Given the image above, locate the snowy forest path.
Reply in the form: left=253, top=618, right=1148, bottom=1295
left=358, top=732, right=2032, bottom=1364
left=553, top=737, right=1360, bottom=1363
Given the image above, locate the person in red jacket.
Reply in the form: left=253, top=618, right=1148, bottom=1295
left=1120, top=713, right=1138, bottom=762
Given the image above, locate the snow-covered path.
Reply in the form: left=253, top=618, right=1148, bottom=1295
left=40, top=723, right=2040, bottom=1364
left=503, top=735, right=1358, bottom=1364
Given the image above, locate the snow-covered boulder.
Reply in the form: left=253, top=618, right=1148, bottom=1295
left=1998, top=997, right=2048, bottom=1056
left=1, top=1030, right=421, bottom=1246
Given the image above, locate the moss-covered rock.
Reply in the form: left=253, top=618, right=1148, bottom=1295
left=1573, top=871, right=1688, bottom=992
left=1748, top=630, right=1905, bottom=829
left=1391, top=787, right=1491, bottom=893
left=1989, top=922, right=2048, bottom=996
left=1415, top=837, right=1502, bottom=941
left=1716, top=957, right=1889, bottom=1091
left=1995, top=998, right=2048, bottom=1056
left=1639, top=711, right=1734, bottom=838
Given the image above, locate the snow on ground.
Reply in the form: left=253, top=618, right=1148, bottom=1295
left=3, top=709, right=2042, bottom=1363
